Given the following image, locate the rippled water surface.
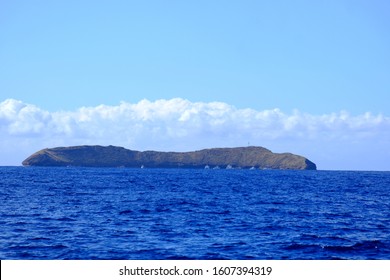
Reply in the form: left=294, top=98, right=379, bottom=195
left=1, top=167, right=389, bottom=259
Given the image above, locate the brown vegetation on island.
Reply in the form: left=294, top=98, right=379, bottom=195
left=22, top=145, right=317, bottom=170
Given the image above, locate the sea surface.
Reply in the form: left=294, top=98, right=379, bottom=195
left=1, top=167, right=389, bottom=260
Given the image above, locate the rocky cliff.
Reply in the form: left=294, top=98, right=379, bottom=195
left=22, top=145, right=317, bottom=170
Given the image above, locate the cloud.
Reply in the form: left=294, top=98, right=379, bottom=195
left=1, top=98, right=389, bottom=169
left=0, top=99, right=50, bottom=135
left=1, top=98, right=388, bottom=140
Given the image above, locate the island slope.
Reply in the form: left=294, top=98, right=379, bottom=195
left=22, top=145, right=317, bottom=170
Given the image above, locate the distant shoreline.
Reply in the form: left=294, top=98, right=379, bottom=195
left=22, top=145, right=317, bottom=170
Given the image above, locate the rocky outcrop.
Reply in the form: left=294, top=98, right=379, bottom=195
left=22, top=145, right=317, bottom=170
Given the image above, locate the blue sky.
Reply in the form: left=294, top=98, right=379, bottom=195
left=1, top=0, right=389, bottom=170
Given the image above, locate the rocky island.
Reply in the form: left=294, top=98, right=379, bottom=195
left=22, top=145, right=317, bottom=170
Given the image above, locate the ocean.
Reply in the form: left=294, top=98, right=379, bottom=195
left=1, top=167, right=389, bottom=260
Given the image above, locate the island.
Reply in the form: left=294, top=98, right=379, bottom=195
left=22, top=145, right=317, bottom=170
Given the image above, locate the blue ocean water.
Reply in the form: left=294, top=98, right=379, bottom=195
left=0, top=167, right=389, bottom=260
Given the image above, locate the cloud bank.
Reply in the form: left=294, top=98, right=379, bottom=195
left=1, top=98, right=389, bottom=170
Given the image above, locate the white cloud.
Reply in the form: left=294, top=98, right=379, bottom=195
left=1, top=98, right=389, bottom=169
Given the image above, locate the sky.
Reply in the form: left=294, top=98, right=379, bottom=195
left=1, top=0, right=389, bottom=170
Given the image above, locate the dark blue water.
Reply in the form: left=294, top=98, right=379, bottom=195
left=1, top=167, right=389, bottom=260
